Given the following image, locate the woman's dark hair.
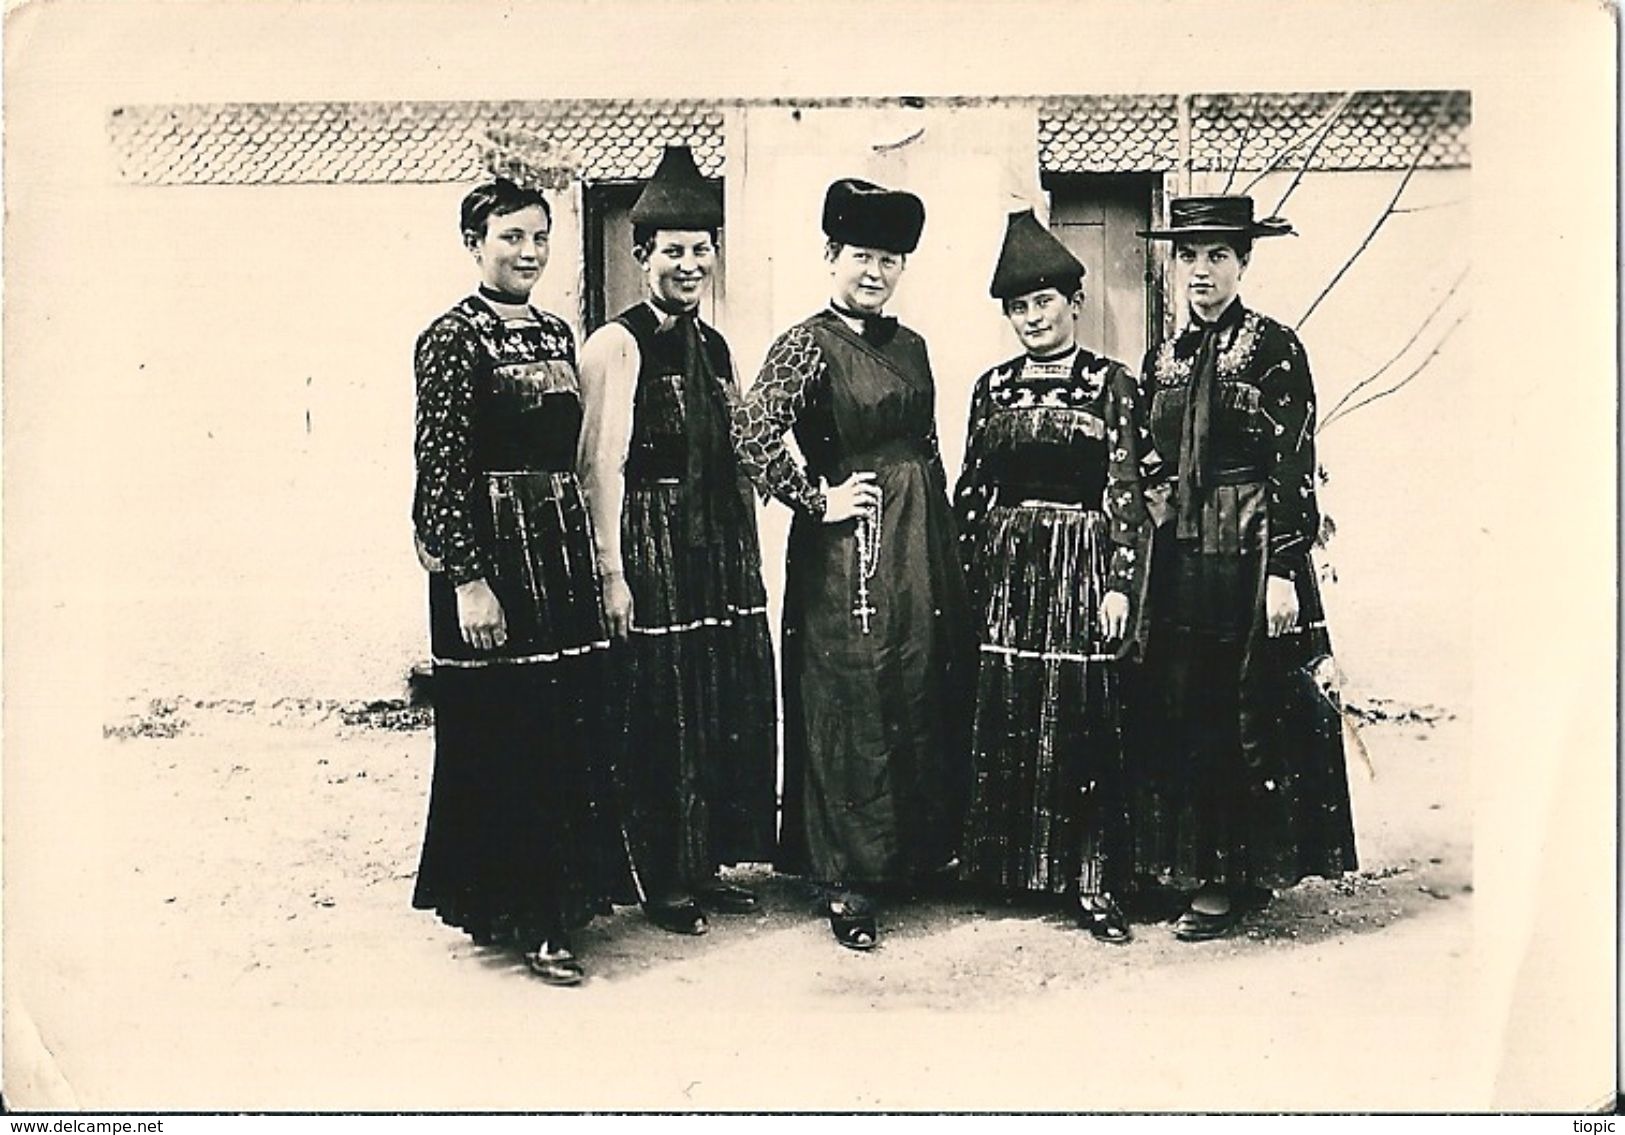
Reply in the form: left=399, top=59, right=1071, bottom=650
left=1175, top=234, right=1252, bottom=261
left=460, top=179, right=551, bottom=239
left=632, top=224, right=720, bottom=255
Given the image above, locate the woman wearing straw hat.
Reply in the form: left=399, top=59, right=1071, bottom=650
left=1132, top=195, right=1356, bottom=941
left=577, top=146, right=777, bottom=937
left=732, top=178, right=975, bottom=951
left=410, top=177, right=630, bottom=985
left=953, top=209, right=1151, bottom=943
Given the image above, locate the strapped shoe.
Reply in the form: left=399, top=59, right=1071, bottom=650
left=526, top=943, right=585, bottom=986
left=1078, top=895, right=1133, bottom=944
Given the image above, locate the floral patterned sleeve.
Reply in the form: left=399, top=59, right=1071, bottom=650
left=412, top=314, right=488, bottom=586
left=1104, top=360, right=1151, bottom=594
left=731, top=324, right=828, bottom=519
left=1261, top=326, right=1320, bottom=579
left=952, top=369, right=995, bottom=567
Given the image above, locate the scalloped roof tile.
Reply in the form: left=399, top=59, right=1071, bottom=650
left=1185, top=90, right=1470, bottom=172
left=109, top=99, right=727, bottom=186
left=107, top=94, right=1467, bottom=186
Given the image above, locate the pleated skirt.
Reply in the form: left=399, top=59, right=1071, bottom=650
left=613, top=482, right=779, bottom=897
left=959, top=504, right=1131, bottom=897
left=413, top=471, right=631, bottom=947
left=1132, top=500, right=1358, bottom=890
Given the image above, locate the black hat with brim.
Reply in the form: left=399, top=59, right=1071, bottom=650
left=1139, top=195, right=1295, bottom=240
left=822, top=178, right=925, bottom=254
left=630, top=145, right=723, bottom=230
left=989, top=208, right=1086, bottom=300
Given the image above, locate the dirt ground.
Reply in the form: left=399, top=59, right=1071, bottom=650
left=6, top=692, right=1472, bottom=1111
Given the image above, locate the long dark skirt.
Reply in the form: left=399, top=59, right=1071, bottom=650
left=777, top=454, right=976, bottom=886
left=613, top=483, right=779, bottom=900
left=1132, top=525, right=1358, bottom=889
left=413, top=470, right=630, bottom=947
left=960, top=505, right=1130, bottom=897
left=412, top=657, right=630, bottom=948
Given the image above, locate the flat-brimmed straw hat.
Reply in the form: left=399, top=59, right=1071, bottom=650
left=1138, top=195, right=1295, bottom=240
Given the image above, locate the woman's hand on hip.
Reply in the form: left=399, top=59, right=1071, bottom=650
left=1098, top=590, right=1130, bottom=642
left=820, top=473, right=881, bottom=523
left=1265, top=574, right=1300, bottom=637
left=602, top=572, right=634, bottom=640
left=455, top=578, right=508, bottom=652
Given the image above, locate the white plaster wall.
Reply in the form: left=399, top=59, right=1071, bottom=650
left=9, top=99, right=1467, bottom=709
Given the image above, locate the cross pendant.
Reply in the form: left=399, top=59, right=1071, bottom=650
left=853, top=601, right=876, bottom=634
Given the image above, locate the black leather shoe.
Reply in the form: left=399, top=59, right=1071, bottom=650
left=696, top=883, right=759, bottom=914
left=1078, top=895, right=1133, bottom=944
left=827, top=894, right=878, bottom=950
left=646, top=899, right=709, bottom=936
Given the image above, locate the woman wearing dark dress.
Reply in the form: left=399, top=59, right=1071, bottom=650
left=577, top=147, right=778, bottom=936
left=1130, top=195, right=1357, bottom=940
left=732, top=178, right=975, bottom=950
left=953, top=210, right=1149, bottom=943
left=410, top=179, right=628, bottom=984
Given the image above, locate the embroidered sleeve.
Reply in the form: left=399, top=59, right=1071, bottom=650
left=1262, top=328, right=1320, bottom=579
left=731, top=324, right=828, bottom=518
left=952, top=369, right=996, bottom=571
left=1103, top=361, right=1151, bottom=594
left=576, top=323, right=639, bottom=578
left=412, top=314, right=489, bottom=587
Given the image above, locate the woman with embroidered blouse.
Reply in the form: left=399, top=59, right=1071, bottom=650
left=410, top=178, right=629, bottom=985
left=1130, top=195, right=1356, bottom=941
left=953, top=210, right=1149, bottom=943
left=731, top=178, right=975, bottom=951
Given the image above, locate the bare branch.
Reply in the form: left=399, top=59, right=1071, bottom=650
left=1295, top=92, right=1463, bottom=332
left=1390, top=199, right=1467, bottom=214
left=1270, top=95, right=1352, bottom=216
left=1239, top=91, right=1356, bottom=197
left=1318, top=308, right=1468, bottom=433
left=1321, top=266, right=1468, bottom=424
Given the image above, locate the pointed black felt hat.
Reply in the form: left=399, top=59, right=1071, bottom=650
left=630, top=145, right=723, bottom=230
left=988, top=209, right=1086, bottom=300
left=821, top=177, right=925, bottom=254
left=1138, top=195, right=1295, bottom=240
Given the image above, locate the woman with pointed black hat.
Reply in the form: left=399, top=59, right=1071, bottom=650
left=577, top=146, right=778, bottom=937
left=732, top=178, right=975, bottom=950
left=953, top=209, right=1151, bottom=943
left=1129, top=195, right=1357, bottom=940
left=411, top=177, right=630, bottom=985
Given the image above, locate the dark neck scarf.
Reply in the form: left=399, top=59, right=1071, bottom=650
left=1174, top=300, right=1243, bottom=539
left=830, top=302, right=899, bottom=347
left=659, top=307, right=740, bottom=549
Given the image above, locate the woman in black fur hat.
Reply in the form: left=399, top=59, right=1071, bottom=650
left=732, top=178, right=975, bottom=950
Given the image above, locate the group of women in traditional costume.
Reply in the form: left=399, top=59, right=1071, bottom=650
left=409, top=147, right=1357, bottom=984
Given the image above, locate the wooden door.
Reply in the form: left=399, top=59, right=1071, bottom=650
left=1043, top=174, right=1157, bottom=369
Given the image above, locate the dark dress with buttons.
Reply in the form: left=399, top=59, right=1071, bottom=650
left=410, top=294, right=630, bottom=948
left=606, top=304, right=778, bottom=899
left=734, top=310, right=975, bottom=886
left=1131, top=299, right=1357, bottom=889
